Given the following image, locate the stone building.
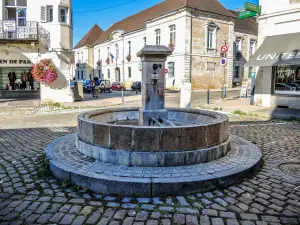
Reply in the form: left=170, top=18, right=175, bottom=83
left=0, top=0, right=74, bottom=102
left=246, top=0, right=300, bottom=108
left=74, top=0, right=258, bottom=90
left=230, top=10, right=258, bottom=86
left=74, top=24, right=103, bottom=80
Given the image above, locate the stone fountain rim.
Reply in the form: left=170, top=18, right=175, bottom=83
left=78, top=107, right=229, bottom=129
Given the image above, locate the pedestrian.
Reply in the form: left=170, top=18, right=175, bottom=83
left=90, top=79, right=95, bottom=97
left=94, top=77, right=100, bottom=98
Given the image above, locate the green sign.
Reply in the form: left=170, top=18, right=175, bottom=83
left=238, top=10, right=257, bottom=19
left=245, top=2, right=260, bottom=13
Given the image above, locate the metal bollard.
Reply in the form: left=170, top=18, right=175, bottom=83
left=224, top=87, right=227, bottom=98
left=122, top=88, right=124, bottom=103
left=221, top=87, right=224, bottom=99
left=207, top=89, right=210, bottom=105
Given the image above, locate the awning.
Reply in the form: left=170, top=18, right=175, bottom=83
left=245, top=32, right=300, bottom=67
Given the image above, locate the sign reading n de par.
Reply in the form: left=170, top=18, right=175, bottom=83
left=0, top=59, right=32, bottom=65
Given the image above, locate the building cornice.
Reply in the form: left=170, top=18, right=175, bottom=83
left=258, top=8, right=300, bottom=20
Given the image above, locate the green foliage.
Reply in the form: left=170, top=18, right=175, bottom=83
left=233, top=110, right=247, bottom=116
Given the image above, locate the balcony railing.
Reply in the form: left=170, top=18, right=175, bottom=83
left=0, top=20, right=50, bottom=48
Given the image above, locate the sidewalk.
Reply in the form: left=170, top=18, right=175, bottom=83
left=206, top=97, right=300, bottom=120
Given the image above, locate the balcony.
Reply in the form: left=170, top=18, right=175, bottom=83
left=0, top=20, right=50, bottom=48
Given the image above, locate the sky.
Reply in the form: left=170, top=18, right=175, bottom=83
left=72, top=0, right=259, bottom=47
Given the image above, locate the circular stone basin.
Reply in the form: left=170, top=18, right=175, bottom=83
left=76, top=108, right=230, bottom=167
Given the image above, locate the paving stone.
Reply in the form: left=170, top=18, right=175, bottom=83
left=226, top=219, right=239, bottom=225
left=60, top=204, right=72, bottom=213
left=36, top=213, right=53, bottom=224
left=202, top=209, right=218, bottom=217
left=173, top=213, right=185, bottom=224
left=86, top=212, right=101, bottom=224
left=71, top=216, right=86, bottom=225
left=186, top=214, right=199, bottom=225
left=122, top=217, right=134, bottom=225
left=60, top=214, right=76, bottom=224
left=141, top=204, right=155, bottom=210
left=14, top=200, right=31, bottom=212
left=135, top=211, right=148, bottom=221
left=176, top=208, right=199, bottom=214
left=28, top=201, right=41, bottom=210
left=107, top=202, right=121, bottom=208
left=69, top=198, right=85, bottom=204
left=36, top=202, right=50, bottom=214
left=159, top=206, right=174, bottom=212
left=122, top=203, right=138, bottom=209
left=25, top=213, right=39, bottom=223
left=211, top=218, right=224, bottom=225
left=261, top=216, right=280, bottom=222
left=50, top=212, right=65, bottom=223
left=176, top=196, right=190, bottom=206
left=79, top=206, right=94, bottom=215
left=161, top=219, right=171, bottom=225
left=240, top=214, right=258, bottom=220
left=241, top=221, right=255, bottom=225
left=97, top=218, right=110, bottom=225
left=146, top=220, right=159, bottom=225
left=280, top=217, right=299, bottom=224
left=113, top=210, right=127, bottom=220
left=219, top=211, right=236, bottom=219
left=18, top=210, right=33, bottom=220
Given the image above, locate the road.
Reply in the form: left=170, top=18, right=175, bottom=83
left=83, top=89, right=241, bottom=108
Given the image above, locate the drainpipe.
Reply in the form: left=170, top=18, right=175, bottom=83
left=189, top=8, right=194, bottom=84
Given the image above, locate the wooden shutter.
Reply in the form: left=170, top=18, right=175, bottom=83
left=40, top=6, right=46, bottom=22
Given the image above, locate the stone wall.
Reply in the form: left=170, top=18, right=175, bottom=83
left=189, top=11, right=234, bottom=89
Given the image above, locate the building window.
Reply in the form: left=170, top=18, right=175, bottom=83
left=107, top=69, right=110, bottom=79
left=274, top=65, right=300, bottom=94
left=168, top=62, right=175, bottom=77
left=5, top=1, right=27, bottom=25
left=116, top=44, right=119, bottom=59
left=59, top=6, right=68, bottom=23
left=77, top=71, right=80, bottom=79
left=207, top=62, right=216, bottom=71
left=207, top=26, right=217, bottom=49
left=143, top=37, right=147, bottom=46
left=128, top=67, right=132, bottom=78
left=248, top=67, right=253, bottom=78
left=235, top=38, right=242, bottom=53
left=249, top=40, right=256, bottom=56
left=234, top=66, right=240, bottom=78
left=47, top=6, right=53, bottom=22
left=107, top=47, right=110, bottom=57
left=169, top=25, right=176, bottom=46
left=81, top=71, right=84, bottom=80
left=155, top=29, right=161, bottom=45
left=128, top=41, right=131, bottom=55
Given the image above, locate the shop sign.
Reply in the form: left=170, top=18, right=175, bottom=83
left=3, top=21, right=16, bottom=31
left=0, top=59, right=32, bottom=65
left=257, top=52, right=300, bottom=61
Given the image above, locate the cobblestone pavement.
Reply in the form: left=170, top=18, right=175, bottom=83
left=0, top=119, right=300, bottom=225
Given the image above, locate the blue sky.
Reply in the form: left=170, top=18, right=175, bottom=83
left=73, top=0, right=259, bottom=46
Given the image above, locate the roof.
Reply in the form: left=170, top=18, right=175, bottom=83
left=229, top=10, right=258, bottom=36
left=74, top=24, right=104, bottom=49
left=94, top=0, right=235, bottom=45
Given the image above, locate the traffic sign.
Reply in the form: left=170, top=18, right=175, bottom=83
left=238, top=10, right=257, bottom=19
left=164, top=68, right=169, bottom=74
left=221, top=45, right=228, bottom=53
left=220, top=58, right=227, bottom=66
left=245, top=2, right=261, bottom=14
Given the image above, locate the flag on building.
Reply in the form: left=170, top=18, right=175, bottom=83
left=110, top=53, right=115, bottom=63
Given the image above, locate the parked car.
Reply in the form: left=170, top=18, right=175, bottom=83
left=99, top=80, right=112, bottom=93
left=112, top=82, right=126, bottom=91
left=131, top=81, right=141, bottom=91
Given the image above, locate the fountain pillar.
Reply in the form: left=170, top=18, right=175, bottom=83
left=137, top=46, right=172, bottom=126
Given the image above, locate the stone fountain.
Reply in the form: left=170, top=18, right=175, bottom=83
left=46, top=46, right=262, bottom=196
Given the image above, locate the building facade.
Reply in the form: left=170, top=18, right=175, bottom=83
left=74, top=0, right=258, bottom=90
left=0, top=0, right=74, bottom=102
left=246, top=0, right=300, bottom=108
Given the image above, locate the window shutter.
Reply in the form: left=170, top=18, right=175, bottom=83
left=40, top=6, right=46, bottom=22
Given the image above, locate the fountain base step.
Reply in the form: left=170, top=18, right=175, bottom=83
left=46, top=134, right=262, bottom=196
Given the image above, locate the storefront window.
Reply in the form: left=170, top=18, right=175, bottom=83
left=274, top=65, right=300, bottom=94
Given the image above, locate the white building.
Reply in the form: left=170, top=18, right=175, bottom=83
left=0, top=0, right=74, bottom=102
left=75, top=0, right=258, bottom=90
left=246, top=0, right=300, bottom=108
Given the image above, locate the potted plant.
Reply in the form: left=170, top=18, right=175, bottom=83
left=126, top=54, right=131, bottom=62
left=32, top=59, right=58, bottom=85
left=169, top=43, right=175, bottom=51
